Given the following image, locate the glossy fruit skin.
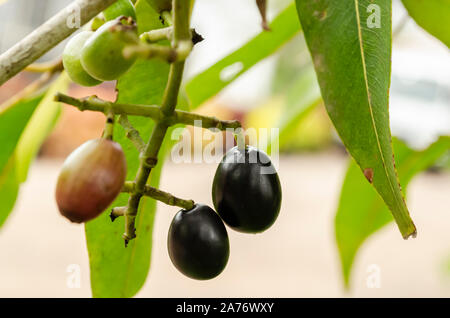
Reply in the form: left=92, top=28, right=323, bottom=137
left=146, top=0, right=172, bottom=13
left=212, top=146, right=282, bottom=233
left=62, top=31, right=102, bottom=87
left=103, top=0, right=136, bottom=21
left=168, top=204, right=229, bottom=280
left=56, top=139, right=127, bottom=223
left=81, top=20, right=137, bottom=81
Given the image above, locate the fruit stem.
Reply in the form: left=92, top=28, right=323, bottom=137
left=118, top=115, right=146, bottom=152
left=110, top=206, right=127, bottom=222
left=161, top=11, right=173, bottom=26
left=123, top=41, right=192, bottom=63
left=123, top=0, right=192, bottom=244
left=122, top=181, right=194, bottom=210
left=140, top=27, right=202, bottom=44
left=102, top=108, right=115, bottom=140
left=54, top=93, right=242, bottom=132
left=140, top=27, right=173, bottom=43
left=235, top=127, right=246, bottom=151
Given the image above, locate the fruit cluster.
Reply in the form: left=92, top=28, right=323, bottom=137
left=169, top=146, right=282, bottom=279
left=56, top=138, right=281, bottom=280
left=63, top=15, right=138, bottom=86
left=55, top=0, right=281, bottom=281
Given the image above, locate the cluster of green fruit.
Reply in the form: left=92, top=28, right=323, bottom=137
left=62, top=0, right=177, bottom=87
left=56, top=138, right=281, bottom=280
left=63, top=16, right=137, bottom=86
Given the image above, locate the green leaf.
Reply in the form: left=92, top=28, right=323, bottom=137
left=0, top=72, right=67, bottom=231
left=336, top=137, right=450, bottom=288
left=0, top=91, right=45, bottom=173
left=85, top=0, right=187, bottom=298
left=0, top=158, right=19, bottom=229
left=185, top=3, right=301, bottom=109
left=296, top=0, right=416, bottom=238
left=402, top=0, right=450, bottom=48
left=15, top=72, right=70, bottom=182
left=0, top=89, right=47, bottom=230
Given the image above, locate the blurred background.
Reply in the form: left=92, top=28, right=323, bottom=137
left=0, top=0, right=449, bottom=297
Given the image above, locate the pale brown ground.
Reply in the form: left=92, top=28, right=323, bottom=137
left=0, top=153, right=449, bottom=298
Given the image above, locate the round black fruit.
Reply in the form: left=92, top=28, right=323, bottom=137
left=212, top=146, right=282, bottom=233
left=55, top=138, right=127, bottom=223
left=168, top=204, right=229, bottom=280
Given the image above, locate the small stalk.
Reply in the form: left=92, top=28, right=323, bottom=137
left=123, top=40, right=192, bottom=63
left=140, top=27, right=203, bottom=45
left=118, top=115, right=146, bottom=152
left=235, top=127, right=246, bottom=151
left=54, top=93, right=163, bottom=118
left=140, top=27, right=174, bottom=43
left=121, top=182, right=194, bottom=210
left=161, top=11, right=173, bottom=26
left=54, top=93, right=242, bottom=131
left=123, top=0, right=192, bottom=245
left=102, top=108, right=115, bottom=140
left=110, top=206, right=127, bottom=222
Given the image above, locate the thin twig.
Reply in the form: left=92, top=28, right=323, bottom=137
left=140, top=27, right=203, bottom=44
left=123, top=40, right=192, bottom=63
left=54, top=92, right=242, bottom=131
left=122, top=182, right=195, bottom=210
left=118, top=115, right=146, bottom=152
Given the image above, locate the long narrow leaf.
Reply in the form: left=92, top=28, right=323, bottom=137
left=185, top=3, right=301, bottom=109
left=336, top=137, right=450, bottom=287
left=296, top=0, right=416, bottom=238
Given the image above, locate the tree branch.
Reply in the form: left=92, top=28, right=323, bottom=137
left=0, top=0, right=117, bottom=86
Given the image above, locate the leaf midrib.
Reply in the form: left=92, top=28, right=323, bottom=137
left=353, top=0, right=405, bottom=221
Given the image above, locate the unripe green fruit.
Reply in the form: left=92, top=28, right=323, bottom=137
left=81, top=20, right=137, bottom=81
left=62, top=31, right=102, bottom=87
left=56, top=139, right=127, bottom=223
left=212, top=146, right=282, bottom=233
left=146, top=0, right=172, bottom=13
left=168, top=204, right=230, bottom=280
left=103, top=0, right=136, bottom=21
